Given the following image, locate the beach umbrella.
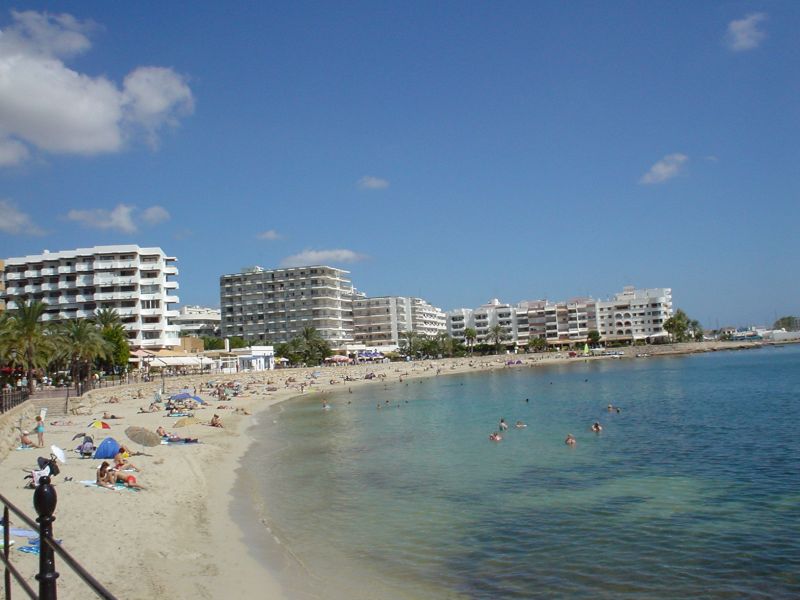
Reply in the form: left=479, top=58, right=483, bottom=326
left=89, top=420, right=111, bottom=429
left=125, top=426, right=162, bottom=448
left=174, top=416, right=199, bottom=428
left=170, top=392, right=207, bottom=404
left=50, top=445, right=67, bottom=464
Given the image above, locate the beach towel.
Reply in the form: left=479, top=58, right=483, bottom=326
left=17, top=538, right=61, bottom=555
left=0, top=527, right=38, bottom=538
left=165, top=413, right=192, bottom=417
left=80, top=481, right=138, bottom=492
left=15, top=446, right=34, bottom=451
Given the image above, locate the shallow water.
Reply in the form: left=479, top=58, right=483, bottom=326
left=243, top=346, right=800, bottom=599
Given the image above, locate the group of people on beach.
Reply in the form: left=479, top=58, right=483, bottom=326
left=18, top=415, right=45, bottom=448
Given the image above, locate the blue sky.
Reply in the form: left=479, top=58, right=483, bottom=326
left=1, top=2, right=798, bottom=327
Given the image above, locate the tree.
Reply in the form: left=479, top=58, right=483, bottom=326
left=0, top=299, right=54, bottom=392
left=55, top=319, right=110, bottom=392
left=527, top=337, right=547, bottom=353
left=399, top=331, right=423, bottom=359
left=486, top=324, right=508, bottom=354
left=773, top=316, right=799, bottom=331
left=463, top=327, right=477, bottom=354
left=228, top=336, right=248, bottom=349
left=298, top=327, right=332, bottom=365
left=94, top=308, right=129, bottom=373
left=202, top=337, right=225, bottom=350
left=587, top=330, right=601, bottom=346
left=689, top=319, right=704, bottom=342
left=663, top=309, right=691, bottom=342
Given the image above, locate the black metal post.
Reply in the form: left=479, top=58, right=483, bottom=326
left=33, top=475, right=59, bottom=600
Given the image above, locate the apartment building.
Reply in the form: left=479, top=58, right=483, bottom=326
left=0, top=259, right=5, bottom=313
left=447, top=287, right=673, bottom=348
left=353, top=296, right=446, bottom=347
left=219, top=265, right=356, bottom=348
left=172, top=305, right=221, bottom=338
left=2, top=245, right=180, bottom=350
left=595, top=286, right=672, bottom=342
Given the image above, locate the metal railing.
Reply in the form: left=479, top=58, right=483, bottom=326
left=0, top=476, right=117, bottom=599
left=0, top=391, right=29, bottom=415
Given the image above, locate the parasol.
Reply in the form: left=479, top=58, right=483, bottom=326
left=89, top=420, right=111, bottom=429
left=173, top=416, right=199, bottom=428
left=124, top=426, right=162, bottom=447
left=50, top=445, right=67, bottom=464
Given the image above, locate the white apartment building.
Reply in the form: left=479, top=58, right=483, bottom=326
left=447, top=299, right=518, bottom=346
left=172, top=305, right=221, bottom=338
left=353, top=296, right=411, bottom=347
left=219, top=265, right=356, bottom=348
left=2, top=245, right=180, bottom=350
left=409, top=297, right=447, bottom=337
left=595, top=286, right=672, bottom=342
left=353, top=296, right=446, bottom=347
left=447, top=287, right=673, bottom=349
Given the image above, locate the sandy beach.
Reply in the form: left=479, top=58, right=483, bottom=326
left=0, top=340, right=778, bottom=599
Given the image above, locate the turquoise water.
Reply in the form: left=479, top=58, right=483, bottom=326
left=246, top=346, right=800, bottom=599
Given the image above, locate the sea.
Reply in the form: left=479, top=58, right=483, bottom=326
left=235, top=345, right=800, bottom=599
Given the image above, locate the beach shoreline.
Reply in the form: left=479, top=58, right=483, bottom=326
left=0, top=339, right=789, bottom=598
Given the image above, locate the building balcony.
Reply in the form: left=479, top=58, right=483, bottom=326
left=57, top=266, right=76, bottom=274
left=24, top=269, right=41, bottom=278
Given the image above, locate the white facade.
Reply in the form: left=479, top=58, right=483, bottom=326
left=353, top=296, right=446, bottom=347
left=447, top=287, right=673, bottom=348
left=3, top=245, right=180, bottom=350
left=220, top=265, right=356, bottom=349
left=595, top=287, right=672, bottom=342
left=353, top=296, right=411, bottom=347
left=172, top=305, right=221, bottom=338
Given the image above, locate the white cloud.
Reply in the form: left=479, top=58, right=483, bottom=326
left=357, top=176, right=389, bottom=190
left=0, top=139, right=30, bottom=166
left=280, top=249, right=367, bottom=267
left=257, top=229, right=282, bottom=240
left=142, top=205, right=170, bottom=225
left=66, top=203, right=137, bottom=233
left=0, top=199, right=45, bottom=235
left=639, top=153, right=688, bottom=184
left=0, top=10, right=193, bottom=166
left=726, top=13, right=767, bottom=52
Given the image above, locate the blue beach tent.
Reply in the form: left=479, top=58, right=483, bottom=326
left=93, top=437, right=120, bottom=459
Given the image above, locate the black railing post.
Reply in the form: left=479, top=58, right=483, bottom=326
left=33, top=475, right=59, bottom=599
left=4, top=505, right=10, bottom=600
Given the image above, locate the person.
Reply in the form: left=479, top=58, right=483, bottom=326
left=113, top=450, right=141, bottom=472
left=607, top=404, right=614, bottom=412
left=210, top=414, right=223, bottom=428
left=499, top=418, right=509, bottom=431
left=489, top=432, right=503, bottom=442
left=565, top=434, right=577, bottom=446
left=34, top=416, right=44, bottom=448
left=156, top=425, right=169, bottom=437
left=108, top=468, right=145, bottom=490
left=515, top=420, right=527, bottom=429
left=19, top=430, right=33, bottom=447
left=96, top=461, right=116, bottom=489
left=591, top=422, right=603, bottom=433
left=102, top=412, right=123, bottom=419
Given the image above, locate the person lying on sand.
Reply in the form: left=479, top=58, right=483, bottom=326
left=114, top=449, right=141, bottom=472
left=102, top=412, right=124, bottom=420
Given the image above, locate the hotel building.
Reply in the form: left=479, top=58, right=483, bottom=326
left=2, top=245, right=180, bottom=350
left=352, top=296, right=447, bottom=347
left=0, top=259, right=5, bottom=313
left=594, top=286, right=672, bottom=343
left=219, top=265, right=356, bottom=348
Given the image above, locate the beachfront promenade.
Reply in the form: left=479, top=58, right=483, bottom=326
left=0, top=340, right=772, bottom=598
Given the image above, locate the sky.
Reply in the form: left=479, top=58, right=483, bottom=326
left=0, top=1, right=798, bottom=327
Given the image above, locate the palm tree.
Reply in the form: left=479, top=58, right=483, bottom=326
left=399, top=330, right=421, bottom=358
left=55, top=319, right=111, bottom=393
left=464, top=327, right=477, bottom=354
left=0, top=299, right=54, bottom=393
left=298, top=326, right=331, bottom=365
left=487, top=324, right=508, bottom=355
left=94, top=307, right=121, bottom=330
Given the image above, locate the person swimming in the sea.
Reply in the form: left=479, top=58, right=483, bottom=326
left=515, top=420, right=527, bottom=428
left=489, top=432, right=503, bottom=442
left=591, top=421, right=603, bottom=433
left=565, top=434, right=577, bottom=446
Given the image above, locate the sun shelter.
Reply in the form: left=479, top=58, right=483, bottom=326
left=93, top=437, right=120, bottom=459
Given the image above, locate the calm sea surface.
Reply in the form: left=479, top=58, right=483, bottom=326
left=239, top=346, right=800, bottom=599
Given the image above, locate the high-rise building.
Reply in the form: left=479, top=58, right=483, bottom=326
left=352, top=296, right=446, bottom=347
left=219, top=265, right=356, bottom=348
left=594, top=286, right=672, bottom=342
left=2, top=245, right=180, bottom=350
left=0, top=259, right=5, bottom=314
